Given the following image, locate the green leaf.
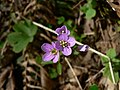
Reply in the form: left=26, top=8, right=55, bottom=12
left=7, top=32, right=25, bottom=46
left=91, top=0, right=97, bottom=8
left=101, top=56, right=109, bottom=65
left=13, top=37, right=30, bottom=53
left=29, top=24, right=37, bottom=36
left=112, top=58, right=120, bottom=63
left=80, top=4, right=88, bottom=13
left=114, top=72, right=119, bottom=83
left=118, top=20, right=120, bottom=24
left=87, top=0, right=92, bottom=3
left=106, top=48, right=116, bottom=59
left=66, top=20, right=72, bottom=27
left=57, top=62, right=62, bottom=75
left=41, top=61, right=53, bottom=66
left=79, top=34, right=86, bottom=42
left=116, top=26, right=120, bottom=32
left=7, top=32, right=30, bottom=53
left=7, top=19, right=37, bottom=53
left=24, top=19, right=37, bottom=36
left=112, top=58, right=120, bottom=71
left=85, top=8, right=96, bottom=19
left=49, top=68, right=58, bottom=79
left=24, top=19, right=31, bottom=26
left=89, top=84, right=98, bottom=90
left=103, top=63, right=119, bottom=83
left=0, top=41, right=4, bottom=49
left=102, top=49, right=119, bottom=83
left=73, top=50, right=79, bottom=55
left=13, top=20, right=37, bottom=37
left=35, top=55, right=42, bottom=64
left=57, top=16, right=65, bottom=25
left=64, top=20, right=73, bottom=29
left=103, top=64, right=112, bottom=81
left=13, top=21, right=30, bottom=35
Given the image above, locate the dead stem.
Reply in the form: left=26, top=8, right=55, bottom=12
left=26, top=84, right=45, bottom=90
left=0, top=40, right=7, bottom=55
left=32, top=21, right=115, bottom=84
left=33, top=21, right=58, bottom=35
left=65, top=57, right=83, bottom=90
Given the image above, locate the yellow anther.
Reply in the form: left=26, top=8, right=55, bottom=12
left=60, top=40, right=68, bottom=48
left=61, top=30, right=65, bottom=34
left=51, top=49, right=57, bottom=55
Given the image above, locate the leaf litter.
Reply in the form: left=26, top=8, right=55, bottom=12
left=0, top=0, right=120, bottom=90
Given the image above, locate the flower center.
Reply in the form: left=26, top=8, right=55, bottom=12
left=60, top=40, right=68, bottom=48
left=51, top=49, right=58, bottom=55
left=61, top=30, right=65, bottom=34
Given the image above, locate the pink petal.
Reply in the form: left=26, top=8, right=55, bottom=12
left=41, top=43, right=53, bottom=52
left=61, top=25, right=70, bottom=35
left=66, top=30, right=70, bottom=35
left=55, top=41, right=63, bottom=51
left=42, top=52, right=54, bottom=61
left=68, top=37, right=76, bottom=47
left=57, top=34, right=68, bottom=41
left=79, top=45, right=89, bottom=52
left=51, top=42, right=56, bottom=48
left=62, top=47, right=72, bottom=56
left=55, top=25, right=70, bottom=35
left=53, top=52, right=59, bottom=63
left=55, top=27, right=62, bottom=34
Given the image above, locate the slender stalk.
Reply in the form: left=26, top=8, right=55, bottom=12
left=65, top=57, right=83, bottom=90
left=33, top=21, right=115, bottom=84
left=26, top=84, right=45, bottom=90
left=33, top=22, right=58, bottom=35
left=0, top=40, right=7, bottom=55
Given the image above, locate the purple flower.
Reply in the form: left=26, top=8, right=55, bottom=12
left=56, top=34, right=76, bottom=56
left=78, top=45, right=89, bottom=52
left=55, top=25, right=70, bottom=35
left=41, top=42, right=59, bottom=63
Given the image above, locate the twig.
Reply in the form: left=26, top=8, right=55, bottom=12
left=26, top=84, right=45, bottom=90
left=65, top=57, right=83, bottom=90
left=0, top=40, right=7, bottom=55
left=23, top=0, right=36, bottom=15
left=33, top=22, right=58, bottom=35
left=32, top=21, right=115, bottom=84
left=72, top=0, right=84, bottom=9
left=40, top=33, right=52, bottom=42
left=86, top=68, right=103, bottom=82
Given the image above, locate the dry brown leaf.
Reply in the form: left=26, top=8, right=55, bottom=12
left=67, top=68, right=81, bottom=79
left=99, top=77, right=115, bottom=90
left=96, top=23, right=120, bottom=54
left=26, top=75, right=35, bottom=82
left=6, top=71, right=15, bottom=90
left=23, top=0, right=36, bottom=15
left=40, top=68, right=53, bottom=90
left=118, top=81, right=120, bottom=90
left=63, top=83, right=80, bottom=90
left=107, top=1, right=120, bottom=18
left=27, top=67, right=35, bottom=73
left=84, top=20, right=94, bottom=34
left=0, top=67, right=11, bottom=88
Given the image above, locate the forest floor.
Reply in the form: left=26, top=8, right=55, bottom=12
left=0, top=0, right=120, bottom=90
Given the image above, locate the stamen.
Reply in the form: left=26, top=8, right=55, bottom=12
left=61, top=30, right=65, bottom=34
left=51, top=49, right=57, bottom=55
left=60, top=40, right=68, bottom=47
